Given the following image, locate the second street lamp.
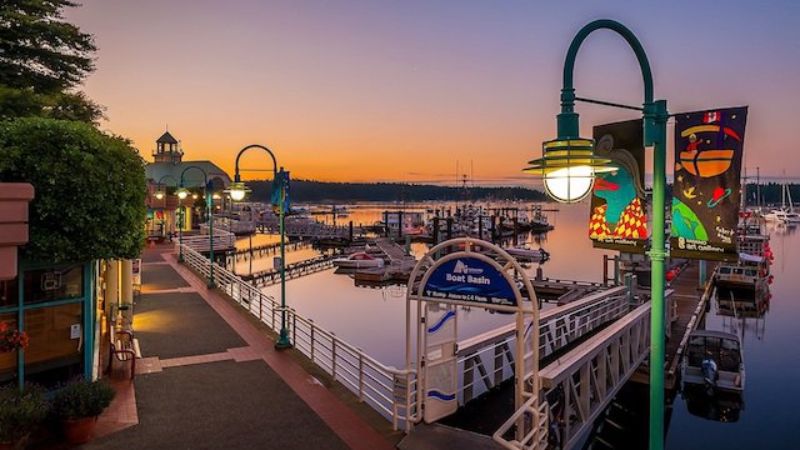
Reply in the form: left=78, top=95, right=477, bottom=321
left=228, top=144, right=292, bottom=350
left=178, top=165, right=217, bottom=288
left=526, top=19, right=669, bottom=450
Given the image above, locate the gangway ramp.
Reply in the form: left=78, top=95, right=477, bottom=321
left=456, top=286, right=631, bottom=405
left=538, top=302, right=651, bottom=450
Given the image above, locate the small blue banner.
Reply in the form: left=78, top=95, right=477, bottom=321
left=423, top=257, right=517, bottom=306
left=271, top=169, right=291, bottom=214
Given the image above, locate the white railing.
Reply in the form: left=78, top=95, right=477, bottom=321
left=456, top=286, right=630, bottom=404
left=178, top=244, right=417, bottom=430
left=184, top=225, right=236, bottom=252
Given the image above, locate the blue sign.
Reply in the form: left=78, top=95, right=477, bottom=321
left=423, top=257, right=517, bottom=306
left=271, top=170, right=291, bottom=214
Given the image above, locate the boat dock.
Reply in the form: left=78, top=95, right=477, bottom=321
left=233, top=240, right=312, bottom=260
left=241, top=254, right=336, bottom=287
left=631, top=260, right=714, bottom=388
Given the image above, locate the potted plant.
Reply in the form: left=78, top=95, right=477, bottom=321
left=0, top=384, right=49, bottom=449
left=0, top=322, right=28, bottom=354
left=51, top=379, right=115, bottom=445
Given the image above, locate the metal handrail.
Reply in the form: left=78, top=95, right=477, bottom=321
left=178, top=244, right=417, bottom=430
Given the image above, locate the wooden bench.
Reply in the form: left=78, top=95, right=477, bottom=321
left=110, top=327, right=139, bottom=379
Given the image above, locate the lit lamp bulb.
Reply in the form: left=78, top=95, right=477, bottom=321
left=543, top=165, right=595, bottom=203
left=524, top=138, right=615, bottom=204
left=227, top=181, right=250, bottom=202
left=192, top=194, right=198, bottom=199
left=155, top=190, right=165, bottom=200
left=176, top=187, right=189, bottom=200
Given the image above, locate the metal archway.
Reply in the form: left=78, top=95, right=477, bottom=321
left=404, top=237, right=545, bottom=440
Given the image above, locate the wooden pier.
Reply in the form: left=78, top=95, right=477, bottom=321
left=629, top=260, right=713, bottom=388
left=233, top=240, right=312, bottom=260
left=241, top=254, right=336, bottom=287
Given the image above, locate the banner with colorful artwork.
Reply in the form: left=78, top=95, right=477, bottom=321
left=271, top=169, right=291, bottom=214
left=671, top=107, right=747, bottom=261
left=588, top=119, right=648, bottom=253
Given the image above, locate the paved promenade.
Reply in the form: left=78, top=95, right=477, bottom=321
left=89, top=245, right=396, bottom=450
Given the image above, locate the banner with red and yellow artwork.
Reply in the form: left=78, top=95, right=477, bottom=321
left=588, top=119, right=648, bottom=253
left=671, top=107, right=747, bottom=261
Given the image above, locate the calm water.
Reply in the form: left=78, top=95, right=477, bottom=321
left=236, top=202, right=613, bottom=367
left=236, top=202, right=800, bottom=447
left=666, top=222, right=800, bottom=450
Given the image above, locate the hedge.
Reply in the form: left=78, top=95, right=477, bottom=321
left=0, top=118, right=146, bottom=262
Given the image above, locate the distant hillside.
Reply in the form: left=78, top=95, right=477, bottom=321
left=246, top=179, right=548, bottom=203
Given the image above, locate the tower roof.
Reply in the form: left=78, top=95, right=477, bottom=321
left=156, top=131, right=178, bottom=145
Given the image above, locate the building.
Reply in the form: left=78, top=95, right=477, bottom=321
left=145, top=130, right=231, bottom=240
left=0, top=183, right=138, bottom=387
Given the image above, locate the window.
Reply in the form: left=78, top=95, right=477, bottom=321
left=23, top=265, right=83, bottom=305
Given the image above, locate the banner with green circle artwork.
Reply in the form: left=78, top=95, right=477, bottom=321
left=671, top=107, right=747, bottom=261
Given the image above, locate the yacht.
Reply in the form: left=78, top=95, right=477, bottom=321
left=763, top=180, right=800, bottom=224
left=332, top=252, right=385, bottom=269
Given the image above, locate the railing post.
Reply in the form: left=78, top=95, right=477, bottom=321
left=331, top=334, right=337, bottom=379
left=310, top=322, right=316, bottom=363
left=292, top=312, right=297, bottom=346
left=358, top=353, right=365, bottom=401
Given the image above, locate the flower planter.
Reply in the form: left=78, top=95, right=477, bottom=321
left=62, top=416, right=98, bottom=445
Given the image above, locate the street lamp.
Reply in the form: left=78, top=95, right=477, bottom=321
left=524, top=138, right=616, bottom=203
left=178, top=166, right=217, bottom=288
left=228, top=144, right=292, bottom=350
left=527, top=19, right=669, bottom=450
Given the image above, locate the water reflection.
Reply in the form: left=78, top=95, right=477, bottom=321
left=238, top=202, right=613, bottom=367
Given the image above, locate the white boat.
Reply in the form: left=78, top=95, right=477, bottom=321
left=332, top=252, right=385, bottom=269
left=505, top=246, right=550, bottom=263
left=763, top=178, right=800, bottom=224
left=681, top=330, right=744, bottom=393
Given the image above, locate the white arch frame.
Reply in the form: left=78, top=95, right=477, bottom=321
left=405, top=237, right=542, bottom=431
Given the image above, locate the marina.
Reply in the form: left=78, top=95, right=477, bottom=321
left=3, top=4, right=798, bottom=450
left=173, top=201, right=791, bottom=449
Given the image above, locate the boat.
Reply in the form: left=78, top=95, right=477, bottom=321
left=332, top=252, right=385, bottom=269
left=505, top=246, right=550, bottom=263
left=681, top=330, right=745, bottom=393
left=763, top=178, right=800, bottom=224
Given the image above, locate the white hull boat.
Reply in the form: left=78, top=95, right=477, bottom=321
left=333, top=252, right=385, bottom=269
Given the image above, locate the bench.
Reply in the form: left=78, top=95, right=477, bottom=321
left=110, top=326, right=139, bottom=379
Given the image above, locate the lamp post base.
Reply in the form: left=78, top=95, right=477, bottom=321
left=207, top=280, right=216, bottom=289
left=275, top=328, right=293, bottom=350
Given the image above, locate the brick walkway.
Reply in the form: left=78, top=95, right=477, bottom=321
left=90, top=245, right=395, bottom=450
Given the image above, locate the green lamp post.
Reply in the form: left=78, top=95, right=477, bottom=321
left=176, top=165, right=217, bottom=288
left=227, top=144, right=292, bottom=350
left=525, top=19, right=669, bottom=450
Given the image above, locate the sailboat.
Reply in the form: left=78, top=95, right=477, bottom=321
left=763, top=175, right=800, bottom=224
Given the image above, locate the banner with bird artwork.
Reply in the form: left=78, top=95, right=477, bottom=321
left=671, top=107, right=747, bottom=261
left=588, top=119, right=648, bottom=253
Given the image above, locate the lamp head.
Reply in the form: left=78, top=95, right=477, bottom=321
left=226, top=181, right=250, bottom=202
left=524, top=137, right=616, bottom=204
left=154, top=190, right=165, bottom=200
left=176, top=187, right=189, bottom=200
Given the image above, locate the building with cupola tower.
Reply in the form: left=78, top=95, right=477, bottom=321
left=144, top=129, right=231, bottom=240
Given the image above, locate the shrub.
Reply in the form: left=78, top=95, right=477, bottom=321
left=0, top=383, right=49, bottom=443
left=51, top=379, right=115, bottom=420
left=0, top=118, right=146, bottom=262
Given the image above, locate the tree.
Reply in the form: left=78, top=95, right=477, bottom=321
left=0, top=1, right=102, bottom=122
left=0, top=118, right=147, bottom=263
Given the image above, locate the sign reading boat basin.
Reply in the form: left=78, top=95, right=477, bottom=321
left=423, top=257, right=517, bottom=306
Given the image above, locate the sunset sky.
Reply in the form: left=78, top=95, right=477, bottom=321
left=67, top=1, right=800, bottom=184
